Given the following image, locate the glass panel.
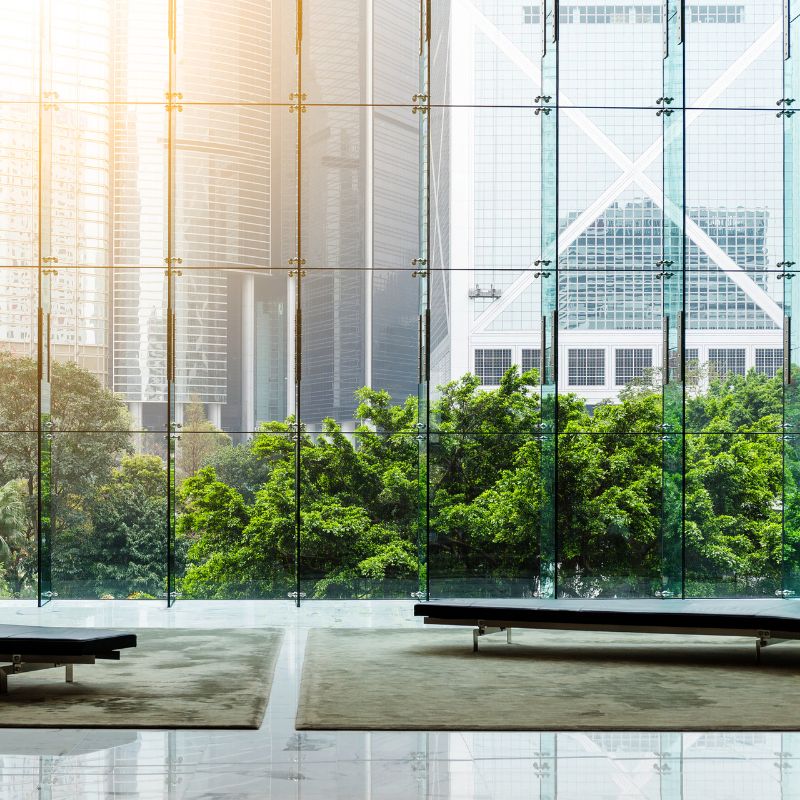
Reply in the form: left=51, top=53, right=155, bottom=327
left=112, top=106, right=169, bottom=271
left=0, top=1, right=39, bottom=102
left=38, top=129, right=54, bottom=605
left=177, top=431, right=295, bottom=599
left=176, top=0, right=293, bottom=105
left=302, top=0, right=420, bottom=106
left=299, top=264, right=420, bottom=432
left=0, top=269, right=38, bottom=431
left=174, top=105, right=291, bottom=271
left=48, top=108, right=111, bottom=270
left=686, top=0, right=784, bottom=110
left=46, top=266, right=166, bottom=433
left=557, top=272, right=664, bottom=431
left=685, top=110, right=784, bottom=434
left=559, top=110, right=663, bottom=274
left=685, top=114, right=783, bottom=263
left=43, top=1, right=168, bottom=105
left=0, top=433, right=37, bottom=599
left=557, top=433, right=663, bottom=597
left=684, top=325, right=783, bottom=432
left=171, top=266, right=290, bottom=434
left=300, top=107, right=420, bottom=270
left=45, top=0, right=115, bottom=105
left=430, top=0, right=543, bottom=107
left=428, top=106, right=541, bottom=275
left=0, top=103, right=38, bottom=267
left=559, top=0, right=664, bottom=108
left=428, top=434, right=543, bottom=597
left=418, top=0, right=430, bottom=602
left=785, top=436, right=800, bottom=596
left=50, top=432, right=166, bottom=599
left=46, top=267, right=113, bottom=410
left=685, top=432, right=782, bottom=596
left=111, top=266, right=170, bottom=431
left=428, top=104, right=543, bottom=433
left=298, top=432, right=420, bottom=599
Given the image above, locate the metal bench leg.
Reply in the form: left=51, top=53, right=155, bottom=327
left=65, top=664, right=73, bottom=684
left=473, top=625, right=507, bottom=652
left=755, top=631, right=787, bottom=664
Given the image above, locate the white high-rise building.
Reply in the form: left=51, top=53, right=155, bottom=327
left=431, top=0, right=785, bottom=404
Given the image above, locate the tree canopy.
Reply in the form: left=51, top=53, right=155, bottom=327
left=0, top=351, right=790, bottom=600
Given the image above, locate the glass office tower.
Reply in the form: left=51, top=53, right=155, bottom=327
left=433, top=0, right=783, bottom=408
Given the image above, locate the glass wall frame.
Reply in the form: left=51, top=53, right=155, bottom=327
left=2, top=0, right=799, bottom=605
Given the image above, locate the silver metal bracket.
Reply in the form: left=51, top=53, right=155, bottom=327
left=473, top=624, right=513, bottom=652
left=755, top=630, right=788, bottom=663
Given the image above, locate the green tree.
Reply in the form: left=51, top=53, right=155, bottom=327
left=178, top=411, right=421, bottom=599
left=176, top=400, right=231, bottom=482
left=0, top=353, right=132, bottom=595
left=0, top=480, right=27, bottom=595
left=205, top=441, right=270, bottom=503
left=68, top=455, right=169, bottom=598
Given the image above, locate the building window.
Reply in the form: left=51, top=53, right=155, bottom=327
left=475, top=348, right=512, bottom=385
left=522, top=5, right=541, bottom=23
left=755, top=348, right=782, bottom=378
left=615, top=348, right=653, bottom=386
left=688, top=5, right=744, bottom=23
left=568, top=348, right=605, bottom=386
left=708, top=348, right=746, bottom=378
left=685, top=348, right=700, bottom=364
left=576, top=4, right=662, bottom=23
left=521, top=348, right=541, bottom=374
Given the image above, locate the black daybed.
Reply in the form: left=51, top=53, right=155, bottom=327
left=0, top=626, right=136, bottom=693
left=414, top=598, right=800, bottom=658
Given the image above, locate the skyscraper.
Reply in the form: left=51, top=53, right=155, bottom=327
left=431, top=0, right=784, bottom=405
left=0, top=0, right=112, bottom=382
left=112, top=0, right=286, bottom=431
left=296, top=0, right=423, bottom=429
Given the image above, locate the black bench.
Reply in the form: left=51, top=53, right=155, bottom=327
left=0, top=626, right=136, bottom=693
left=414, top=598, right=800, bottom=659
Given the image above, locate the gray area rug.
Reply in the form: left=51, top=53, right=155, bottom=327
left=0, top=628, right=283, bottom=729
left=297, top=627, right=800, bottom=730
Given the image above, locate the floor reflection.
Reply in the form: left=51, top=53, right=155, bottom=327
left=0, top=601, right=793, bottom=799
left=0, top=730, right=796, bottom=800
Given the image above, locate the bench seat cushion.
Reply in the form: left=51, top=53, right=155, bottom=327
left=414, top=598, right=800, bottom=636
left=0, top=626, right=136, bottom=656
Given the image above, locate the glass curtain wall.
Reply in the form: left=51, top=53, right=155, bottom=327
left=0, top=0, right=797, bottom=603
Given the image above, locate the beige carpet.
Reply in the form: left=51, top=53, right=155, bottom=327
left=0, top=628, right=283, bottom=729
left=296, top=627, right=800, bottom=731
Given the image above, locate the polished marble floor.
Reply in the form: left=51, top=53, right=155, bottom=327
left=0, top=599, right=795, bottom=799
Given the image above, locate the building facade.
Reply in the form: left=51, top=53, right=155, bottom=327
left=432, top=0, right=784, bottom=406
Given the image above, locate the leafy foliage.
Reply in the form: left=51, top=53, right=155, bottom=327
left=0, top=354, right=131, bottom=596
left=0, top=352, right=790, bottom=599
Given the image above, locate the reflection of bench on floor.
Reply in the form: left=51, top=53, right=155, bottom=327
left=0, top=626, right=137, bottom=693
left=414, top=598, right=800, bottom=660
